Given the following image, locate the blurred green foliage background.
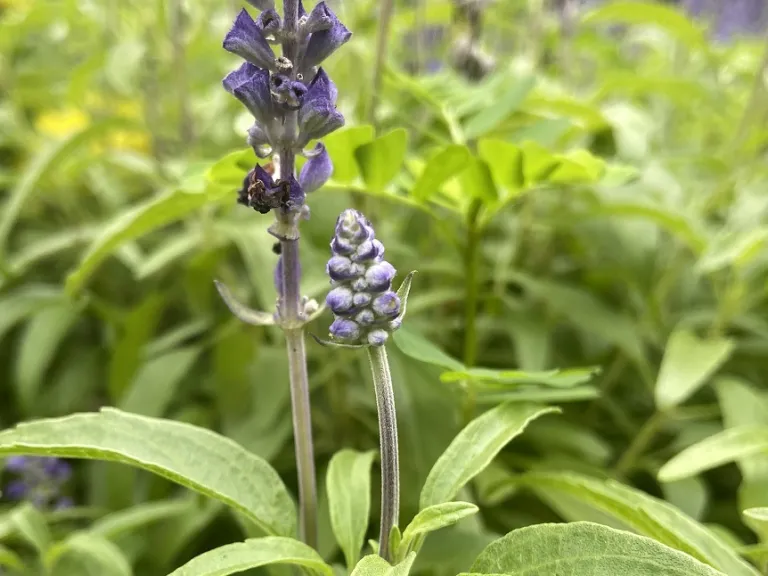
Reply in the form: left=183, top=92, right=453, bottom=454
left=3, top=0, right=768, bottom=574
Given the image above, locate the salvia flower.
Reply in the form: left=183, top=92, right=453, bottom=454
left=3, top=456, right=72, bottom=510
left=223, top=0, right=351, bottom=216
left=325, top=210, right=402, bottom=346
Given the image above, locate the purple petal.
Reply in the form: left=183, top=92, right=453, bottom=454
left=5, top=456, right=30, bottom=472
left=304, top=1, right=334, bottom=33
left=223, top=9, right=276, bottom=71
left=330, top=318, right=360, bottom=341
left=4, top=480, right=28, bottom=500
left=282, top=175, right=306, bottom=208
left=335, top=208, right=373, bottom=242
left=299, top=68, right=345, bottom=141
left=372, top=292, right=400, bottom=317
left=302, top=5, right=351, bottom=69
left=254, top=164, right=276, bottom=189
left=365, top=261, right=396, bottom=291
left=256, top=8, right=281, bottom=36
left=223, top=63, right=273, bottom=124
left=327, top=256, right=361, bottom=281
left=326, top=287, right=354, bottom=313
left=299, top=143, right=333, bottom=193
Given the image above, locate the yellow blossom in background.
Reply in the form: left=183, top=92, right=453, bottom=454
left=34, top=108, right=90, bottom=138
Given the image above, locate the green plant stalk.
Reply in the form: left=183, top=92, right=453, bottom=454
left=614, top=411, right=667, bottom=478
left=275, top=0, right=317, bottom=549
left=367, top=345, right=399, bottom=561
left=462, top=199, right=483, bottom=424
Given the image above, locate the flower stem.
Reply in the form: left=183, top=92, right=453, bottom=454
left=367, top=345, right=399, bottom=561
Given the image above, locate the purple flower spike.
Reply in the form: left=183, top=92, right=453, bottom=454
left=5, top=456, right=30, bottom=472
left=325, top=209, right=403, bottom=346
left=299, top=143, right=333, bottom=193
left=302, top=4, right=351, bottom=69
left=299, top=69, right=345, bottom=144
left=223, top=63, right=273, bottom=125
left=4, top=480, right=28, bottom=500
left=224, top=9, right=276, bottom=71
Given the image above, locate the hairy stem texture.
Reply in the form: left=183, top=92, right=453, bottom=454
left=367, top=345, right=400, bottom=561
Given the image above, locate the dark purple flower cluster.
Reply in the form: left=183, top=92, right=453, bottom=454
left=326, top=210, right=402, bottom=346
left=3, top=456, right=72, bottom=510
left=224, top=0, right=349, bottom=214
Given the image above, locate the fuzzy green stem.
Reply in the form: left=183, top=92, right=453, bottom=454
left=367, top=345, right=399, bottom=561
left=461, top=199, right=482, bottom=424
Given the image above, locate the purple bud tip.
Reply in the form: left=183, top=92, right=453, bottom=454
left=365, top=262, right=396, bottom=292
left=330, top=318, right=360, bottom=341
left=326, top=287, right=354, bottom=313
left=368, top=329, right=389, bottom=346
left=373, top=292, right=400, bottom=318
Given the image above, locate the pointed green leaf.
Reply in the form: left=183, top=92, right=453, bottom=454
left=10, top=503, right=51, bottom=556
left=400, top=502, right=478, bottom=554
left=463, top=77, right=536, bottom=140
left=327, top=449, right=376, bottom=569
left=412, top=145, right=470, bottom=201
left=0, top=544, right=25, bottom=571
left=48, top=532, right=132, bottom=576
left=354, top=129, right=408, bottom=192
left=655, top=329, right=734, bottom=410
left=324, top=126, right=375, bottom=183
left=166, top=537, right=334, bottom=576
left=0, top=408, right=296, bottom=537
left=89, top=498, right=193, bottom=540
left=469, top=522, right=725, bottom=576
left=659, top=426, right=768, bottom=483
left=420, top=403, right=559, bottom=509
left=440, top=367, right=599, bottom=388
left=392, top=327, right=464, bottom=372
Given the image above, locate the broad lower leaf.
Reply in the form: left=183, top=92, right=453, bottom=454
left=420, top=403, right=559, bottom=509
left=399, top=502, right=478, bottom=557
left=659, top=426, right=768, bottom=483
left=655, top=329, right=734, bottom=410
left=0, top=408, right=295, bottom=537
left=166, top=537, right=334, bottom=576
left=468, top=521, right=725, bottom=576
left=522, top=472, right=759, bottom=576
left=354, top=129, right=408, bottom=192
left=350, top=552, right=416, bottom=576
left=324, top=126, right=375, bottom=183
left=326, top=449, right=376, bottom=569
left=411, top=145, right=470, bottom=201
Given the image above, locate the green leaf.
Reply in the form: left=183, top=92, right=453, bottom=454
left=119, top=346, right=201, bottom=418
left=583, top=1, right=707, bottom=51
left=0, top=408, right=296, bottom=537
left=10, top=503, right=51, bottom=556
left=89, top=498, right=193, bottom=540
left=0, top=285, right=64, bottom=345
left=48, top=532, right=132, bottom=576
left=463, top=77, right=536, bottom=140
left=166, top=537, right=334, bottom=576
left=324, top=126, right=375, bottom=183
left=400, top=502, right=478, bottom=555
left=350, top=553, right=416, bottom=576
left=521, top=472, right=759, bottom=576
left=65, top=184, right=227, bottom=295
left=15, top=302, right=81, bottom=414
left=476, top=386, right=599, bottom=405
left=420, top=403, right=559, bottom=509
left=0, top=544, right=25, bottom=572
left=477, top=139, right=524, bottom=193
left=109, top=292, right=165, bottom=401
left=655, top=329, right=734, bottom=410
left=468, top=521, right=725, bottom=576
left=440, top=367, right=599, bottom=388
left=411, top=145, right=470, bottom=201
left=354, top=128, right=408, bottom=192
left=458, top=157, right=497, bottom=206
left=743, top=508, right=768, bottom=537
left=392, top=327, right=465, bottom=372
left=659, top=426, right=768, bottom=483
left=326, top=450, right=376, bottom=569
left=0, top=119, right=137, bottom=252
